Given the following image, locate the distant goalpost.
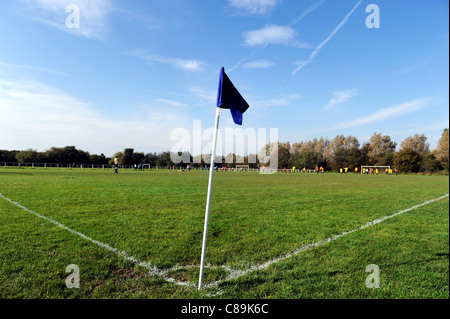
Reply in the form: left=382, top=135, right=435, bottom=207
left=361, top=165, right=390, bottom=174
left=235, top=165, right=250, bottom=172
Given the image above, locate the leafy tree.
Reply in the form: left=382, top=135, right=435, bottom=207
left=377, top=152, right=394, bottom=167
left=435, top=128, right=449, bottom=171
left=314, top=137, right=330, bottom=156
left=277, top=142, right=292, bottom=169
left=145, top=152, right=159, bottom=166
left=297, top=137, right=329, bottom=156
left=132, top=152, right=145, bottom=165
left=329, top=147, right=347, bottom=172
left=156, top=151, right=174, bottom=167
left=123, top=148, right=134, bottom=166
left=294, top=150, right=323, bottom=170
left=324, top=135, right=345, bottom=161
left=420, top=152, right=438, bottom=173
left=44, top=147, right=65, bottom=163
left=5, top=128, right=449, bottom=174
left=400, top=134, right=429, bottom=155
left=343, top=136, right=360, bottom=150
left=300, top=139, right=316, bottom=153
left=393, top=148, right=422, bottom=173
left=258, top=142, right=277, bottom=169
left=16, top=149, right=41, bottom=163
left=344, top=146, right=362, bottom=171
left=225, top=153, right=236, bottom=168
left=0, top=150, right=19, bottom=162
left=368, top=133, right=397, bottom=165
left=89, top=153, right=107, bottom=165
left=109, top=152, right=124, bottom=165
left=324, top=135, right=359, bottom=172
left=61, top=146, right=90, bottom=164
left=360, top=142, right=371, bottom=165
left=323, top=136, right=342, bottom=171
left=245, top=154, right=259, bottom=169
left=291, top=142, right=303, bottom=154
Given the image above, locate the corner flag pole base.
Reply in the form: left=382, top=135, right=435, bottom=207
left=198, top=107, right=222, bottom=290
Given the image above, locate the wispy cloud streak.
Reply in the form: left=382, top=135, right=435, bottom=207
left=126, top=50, right=206, bottom=71
left=242, top=24, right=311, bottom=49
left=292, top=0, right=362, bottom=75
left=153, top=99, right=188, bottom=108
left=327, top=98, right=430, bottom=131
left=228, top=0, right=325, bottom=73
left=242, top=60, right=276, bottom=69
left=289, top=0, right=326, bottom=26
left=228, top=0, right=279, bottom=15
left=0, top=61, right=69, bottom=77
left=0, top=78, right=192, bottom=154
left=324, top=89, right=357, bottom=109
left=21, top=0, right=114, bottom=40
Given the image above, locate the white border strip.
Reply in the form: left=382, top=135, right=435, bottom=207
left=1, top=193, right=448, bottom=291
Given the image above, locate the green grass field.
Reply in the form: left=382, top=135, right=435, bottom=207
left=0, top=167, right=448, bottom=299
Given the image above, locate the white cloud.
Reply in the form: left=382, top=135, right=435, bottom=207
left=228, top=0, right=323, bottom=73
left=324, top=89, right=357, bottom=109
left=0, top=78, right=192, bottom=155
left=243, top=24, right=311, bottom=48
left=0, top=61, right=69, bottom=77
left=242, top=60, right=275, bottom=69
left=126, top=50, right=206, bottom=71
left=153, top=98, right=188, bottom=108
left=229, top=0, right=279, bottom=15
left=189, top=86, right=302, bottom=110
left=250, top=93, right=302, bottom=108
left=189, top=87, right=217, bottom=105
left=21, top=0, right=114, bottom=40
left=328, top=98, right=430, bottom=131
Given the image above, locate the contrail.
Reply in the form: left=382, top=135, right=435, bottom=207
left=289, top=0, right=326, bottom=26
left=292, top=0, right=363, bottom=75
left=228, top=0, right=327, bottom=73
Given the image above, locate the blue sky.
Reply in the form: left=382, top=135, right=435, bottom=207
left=0, top=0, right=448, bottom=157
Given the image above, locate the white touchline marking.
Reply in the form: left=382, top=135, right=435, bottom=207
left=204, top=193, right=450, bottom=289
left=0, top=193, right=190, bottom=288
left=1, top=193, right=448, bottom=292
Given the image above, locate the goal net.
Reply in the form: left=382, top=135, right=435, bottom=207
left=361, top=166, right=390, bottom=174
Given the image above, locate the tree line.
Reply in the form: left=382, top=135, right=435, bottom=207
left=1, top=129, right=448, bottom=173
left=278, top=130, right=449, bottom=174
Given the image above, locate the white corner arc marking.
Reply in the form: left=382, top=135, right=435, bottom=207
left=1, top=193, right=448, bottom=292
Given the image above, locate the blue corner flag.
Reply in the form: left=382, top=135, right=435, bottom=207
left=216, top=67, right=250, bottom=125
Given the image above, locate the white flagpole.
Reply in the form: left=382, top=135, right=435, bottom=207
left=198, top=107, right=222, bottom=290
